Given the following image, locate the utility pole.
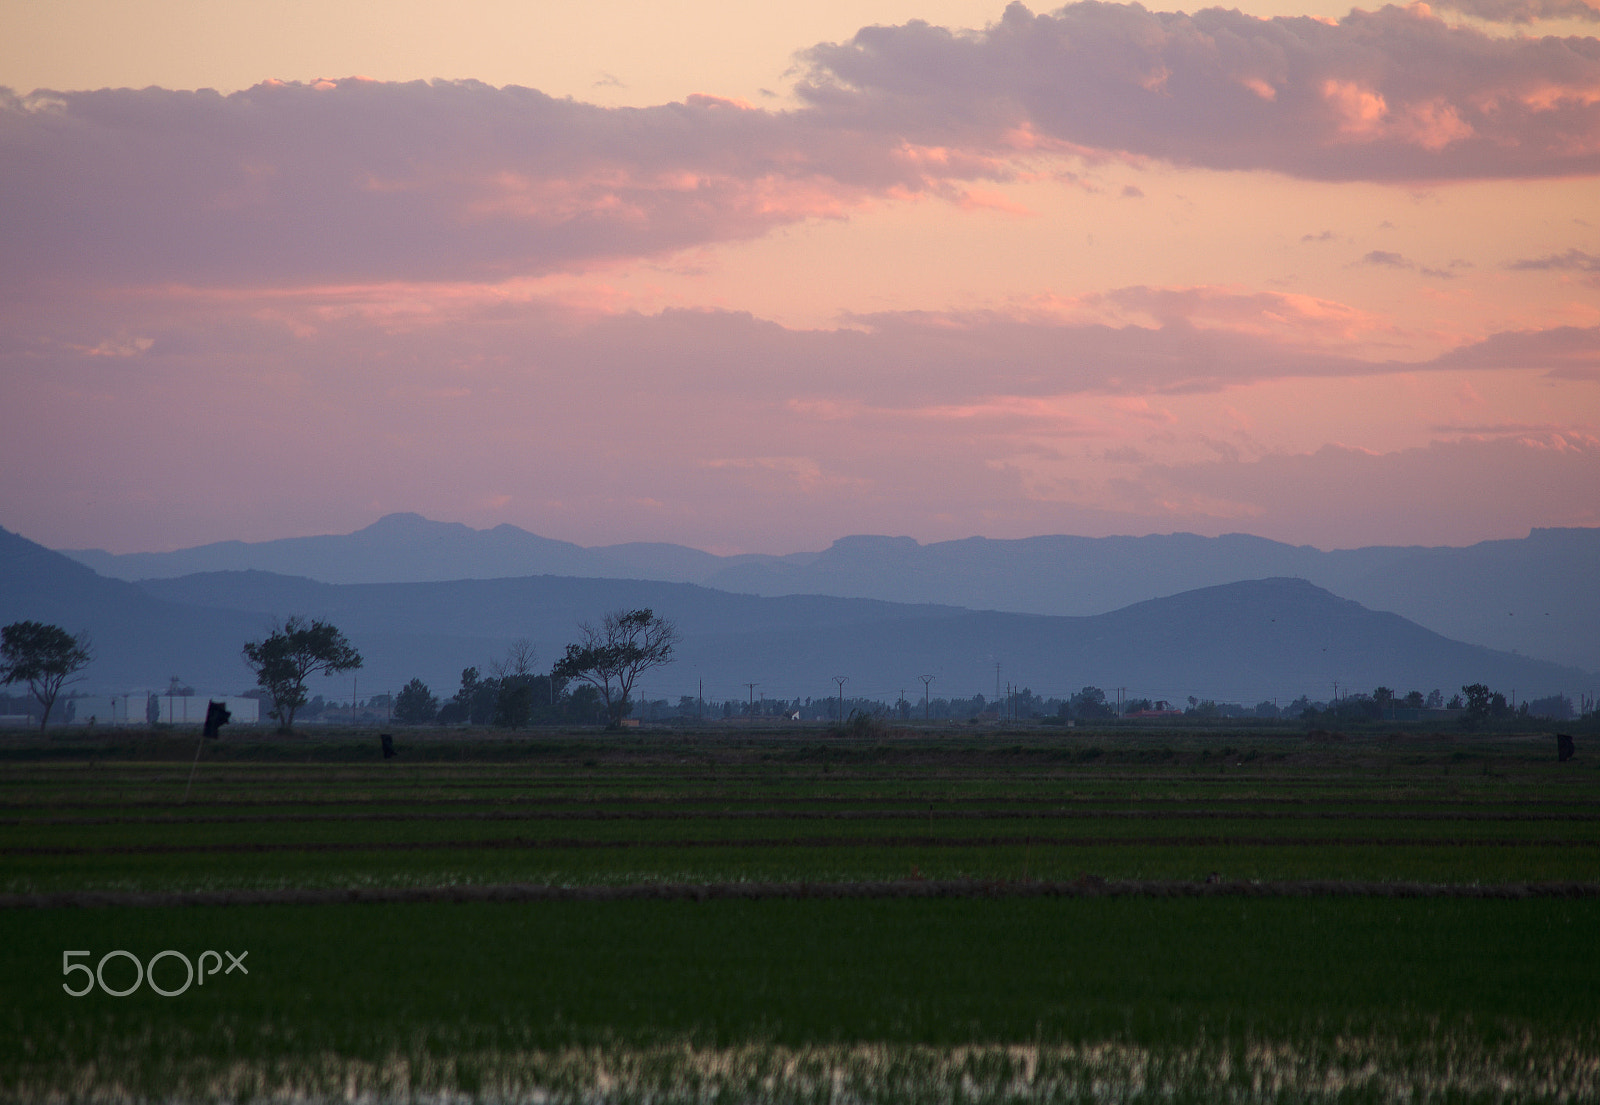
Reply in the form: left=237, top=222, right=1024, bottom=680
left=745, top=682, right=758, bottom=717
left=995, top=663, right=1001, bottom=707
left=833, top=675, right=849, bottom=723
left=920, top=675, right=934, bottom=720
left=698, top=678, right=703, bottom=721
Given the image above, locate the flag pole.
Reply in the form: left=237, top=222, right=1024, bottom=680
left=182, top=726, right=204, bottom=804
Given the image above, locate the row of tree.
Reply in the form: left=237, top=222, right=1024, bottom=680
left=1292, top=684, right=1580, bottom=727
left=0, top=608, right=681, bottom=733
left=253, top=608, right=682, bottom=732
left=4, top=614, right=1583, bottom=733
left=377, top=676, right=1589, bottom=730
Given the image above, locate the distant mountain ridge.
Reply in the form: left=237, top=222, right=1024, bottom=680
left=61, top=515, right=1600, bottom=671
left=0, top=526, right=262, bottom=695
left=9, top=525, right=1595, bottom=707
left=61, top=513, right=808, bottom=586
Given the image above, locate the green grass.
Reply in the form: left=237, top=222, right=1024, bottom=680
left=10, top=841, right=1600, bottom=895
left=11, top=895, right=1600, bottom=1045
left=5, top=734, right=1596, bottom=892
left=5, top=897, right=1598, bottom=1101
left=3, top=726, right=1598, bottom=1101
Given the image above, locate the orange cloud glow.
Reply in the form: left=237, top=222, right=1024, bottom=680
left=0, top=2, right=1596, bottom=556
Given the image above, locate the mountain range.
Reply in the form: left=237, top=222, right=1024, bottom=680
left=8, top=524, right=1593, bottom=709
left=61, top=513, right=1600, bottom=673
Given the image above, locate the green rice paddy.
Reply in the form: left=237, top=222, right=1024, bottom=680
left=3, top=724, right=1597, bottom=1101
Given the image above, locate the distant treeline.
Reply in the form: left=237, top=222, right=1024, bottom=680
left=377, top=676, right=1587, bottom=728
left=10, top=684, right=1586, bottom=730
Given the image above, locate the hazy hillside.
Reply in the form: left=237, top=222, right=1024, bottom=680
left=138, top=568, right=1594, bottom=710
left=16, top=522, right=1591, bottom=708
left=699, top=529, right=1600, bottom=674
left=63, top=514, right=604, bottom=584
left=0, top=526, right=261, bottom=693
left=62, top=512, right=805, bottom=586
left=62, top=517, right=1600, bottom=672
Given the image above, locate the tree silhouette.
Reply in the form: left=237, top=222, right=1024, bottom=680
left=1461, top=683, right=1493, bottom=721
left=393, top=678, right=439, bottom=724
left=242, top=617, right=362, bottom=732
left=553, top=608, right=679, bottom=727
left=1, top=621, right=92, bottom=730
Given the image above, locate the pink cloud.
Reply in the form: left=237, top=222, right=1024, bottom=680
left=5, top=273, right=1595, bottom=553
left=1505, top=248, right=1600, bottom=286
left=4, top=4, right=1596, bottom=299
left=0, top=79, right=997, bottom=289
left=1429, top=324, right=1600, bottom=377
left=797, top=1, right=1600, bottom=181
left=8, top=278, right=1592, bottom=424
left=1091, top=286, right=1391, bottom=347
left=1428, top=0, right=1600, bottom=23
left=1355, top=250, right=1459, bottom=278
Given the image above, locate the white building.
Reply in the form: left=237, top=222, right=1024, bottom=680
left=62, top=694, right=260, bottom=726
left=153, top=694, right=259, bottom=726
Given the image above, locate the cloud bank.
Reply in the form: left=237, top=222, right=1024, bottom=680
left=798, top=1, right=1600, bottom=181
left=2, top=2, right=1596, bottom=554
left=1428, top=0, right=1600, bottom=23
left=3, top=4, right=1598, bottom=292
left=4, top=269, right=1596, bottom=552
left=0, top=79, right=993, bottom=287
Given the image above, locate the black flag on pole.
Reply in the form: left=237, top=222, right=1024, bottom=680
left=203, top=700, right=231, bottom=739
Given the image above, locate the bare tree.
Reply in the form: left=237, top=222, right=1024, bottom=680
left=490, top=638, right=538, bottom=728
left=491, top=638, right=538, bottom=680
left=553, top=609, right=679, bottom=726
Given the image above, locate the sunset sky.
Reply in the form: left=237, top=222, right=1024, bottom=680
left=3, top=0, right=1598, bottom=556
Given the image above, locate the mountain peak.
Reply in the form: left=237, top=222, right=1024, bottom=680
left=826, top=535, right=921, bottom=554
left=360, top=512, right=461, bottom=534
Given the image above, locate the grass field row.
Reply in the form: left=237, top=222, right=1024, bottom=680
left=9, top=841, right=1598, bottom=894
left=13, top=816, right=1600, bottom=847
left=12, top=831, right=1600, bottom=854
left=13, top=806, right=1600, bottom=826
left=12, top=1035, right=1599, bottom=1102
left=5, top=733, right=1595, bottom=893
left=7, top=727, right=1597, bottom=1101
left=8, top=773, right=1593, bottom=802
left=7, top=897, right=1599, bottom=1101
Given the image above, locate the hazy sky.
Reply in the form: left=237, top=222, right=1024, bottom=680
left=3, top=0, right=1598, bottom=555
